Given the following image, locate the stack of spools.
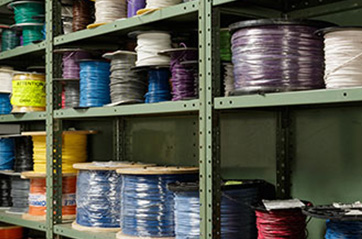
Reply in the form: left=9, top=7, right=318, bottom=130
left=131, top=31, right=172, bottom=103
left=103, top=51, right=147, bottom=105
left=8, top=1, right=45, bottom=46
left=0, top=25, right=20, bottom=52
left=54, top=49, right=90, bottom=108
left=116, top=166, right=198, bottom=239
left=0, top=224, right=23, bottom=239
left=62, top=5, right=73, bottom=34
left=11, top=72, right=46, bottom=112
left=72, top=162, right=153, bottom=232
left=168, top=180, right=272, bottom=239
left=229, top=19, right=329, bottom=94
left=220, top=29, right=234, bottom=96
left=0, top=67, right=13, bottom=115
left=87, top=0, right=126, bottom=29
left=137, top=0, right=182, bottom=15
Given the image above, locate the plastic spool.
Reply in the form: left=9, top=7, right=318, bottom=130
left=8, top=1, right=45, bottom=24
left=0, top=174, right=12, bottom=208
left=0, top=138, right=15, bottom=170
left=21, top=172, right=76, bottom=221
left=7, top=176, right=30, bottom=214
left=116, top=166, right=198, bottom=239
left=168, top=180, right=268, bottom=239
left=220, top=28, right=231, bottom=62
left=130, top=31, right=172, bottom=67
left=79, top=60, right=111, bottom=107
left=72, top=162, right=154, bottom=232
left=23, top=130, right=94, bottom=174
left=17, top=23, right=45, bottom=45
left=1, top=29, right=20, bottom=51
left=0, top=67, right=14, bottom=93
left=87, top=0, right=126, bottom=29
left=14, top=136, right=33, bottom=172
left=137, top=0, right=182, bottom=15
left=145, top=67, right=172, bottom=103
left=223, top=63, right=234, bottom=96
left=10, top=72, right=46, bottom=113
left=127, top=0, right=145, bottom=17
left=0, top=225, right=23, bottom=239
left=103, top=50, right=147, bottom=105
left=229, top=19, right=329, bottom=94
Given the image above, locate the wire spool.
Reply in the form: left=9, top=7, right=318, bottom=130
left=0, top=138, right=15, bottom=170
left=145, top=68, right=172, bottom=103
left=137, top=0, right=182, bottom=15
left=103, top=51, right=147, bottom=105
left=127, top=0, right=145, bottom=17
left=1, top=29, right=20, bottom=51
left=168, top=180, right=269, bottom=239
left=87, top=0, right=126, bottom=29
left=0, top=174, right=12, bottom=208
left=116, top=166, right=198, bottom=238
left=73, top=0, right=93, bottom=32
left=255, top=200, right=307, bottom=239
left=26, top=131, right=91, bottom=174
left=79, top=60, right=111, bottom=107
left=10, top=72, right=46, bottom=113
left=131, top=31, right=172, bottom=67
left=220, top=28, right=231, bottom=62
left=60, top=50, right=91, bottom=79
left=0, top=225, right=23, bottom=239
left=7, top=176, right=30, bottom=214
left=325, top=220, right=362, bottom=238
left=14, top=136, right=33, bottom=172
left=0, top=94, right=12, bottom=115
left=223, top=63, right=234, bottom=96
left=72, top=162, right=154, bottom=232
left=0, top=67, right=14, bottom=93
left=62, top=5, right=73, bottom=34
left=18, top=23, right=45, bottom=46
left=8, top=1, right=45, bottom=24
left=22, top=175, right=76, bottom=220
left=160, top=47, right=198, bottom=101
left=229, top=19, right=329, bottom=94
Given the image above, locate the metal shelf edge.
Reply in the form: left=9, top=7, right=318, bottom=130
left=0, top=42, right=46, bottom=60
left=0, top=112, right=46, bottom=122
left=54, top=224, right=117, bottom=239
left=0, top=210, right=47, bottom=231
left=215, top=88, right=362, bottom=109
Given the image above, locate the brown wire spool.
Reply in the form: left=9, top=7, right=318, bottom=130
left=73, top=0, right=94, bottom=32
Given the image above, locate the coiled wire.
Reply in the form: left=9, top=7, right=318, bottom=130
left=11, top=2, right=44, bottom=24
left=231, top=22, right=325, bottom=94
left=0, top=174, right=12, bottom=207
left=325, top=220, right=362, bottom=238
left=94, top=0, right=126, bottom=24
left=0, top=93, right=12, bottom=115
left=1, top=29, right=20, bottom=51
left=145, top=0, right=182, bottom=9
left=14, top=136, right=33, bottom=172
left=62, top=51, right=90, bottom=79
left=127, top=0, right=145, bottom=17
left=79, top=61, right=110, bottom=107
left=0, top=138, right=15, bottom=170
left=8, top=176, right=30, bottom=214
left=64, top=81, right=80, bottom=108
left=22, top=25, right=44, bottom=46
left=76, top=170, right=121, bottom=228
left=145, top=68, right=171, bottom=103
left=120, top=174, right=197, bottom=237
left=223, top=63, right=234, bottom=96
left=73, top=0, right=93, bottom=32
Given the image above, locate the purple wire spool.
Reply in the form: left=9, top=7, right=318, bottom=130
left=160, top=47, right=198, bottom=101
left=229, top=19, right=332, bottom=94
left=127, top=0, right=145, bottom=17
left=62, top=50, right=91, bottom=79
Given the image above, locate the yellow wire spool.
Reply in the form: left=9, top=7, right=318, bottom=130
left=32, top=133, right=88, bottom=173
left=11, top=73, right=46, bottom=113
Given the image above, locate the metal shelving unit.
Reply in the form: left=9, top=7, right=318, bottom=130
left=0, top=0, right=361, bottom=238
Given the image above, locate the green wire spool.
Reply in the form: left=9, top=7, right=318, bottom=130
left=9, top=1, right=45, bottom=24
left=1, top=29, right=20, bottom=51
left=220, top=28, right=232, bottom=62
left=21, top=24, right=44, bottom=45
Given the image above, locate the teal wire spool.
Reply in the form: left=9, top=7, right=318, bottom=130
left=1, top=29, right=20, bottom=51
left=220, top=28, right=232, bottom=62
left=9, top=1, right=45, bottom=24
left=21, top=24, right=45, bottom=45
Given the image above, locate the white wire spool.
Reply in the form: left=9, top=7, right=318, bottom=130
left=94, top=0, right=127, bottom=24
left=323, top=28, right=362, bottom=89
left=133, top=31, right=172, bottom=67
left=61, top=5, right=73, bottom=18
left=145, top=0, right=182, bottom=9
left=223, top=63, right=234, bottom=96
left=0, top=67, right=13, bottom=93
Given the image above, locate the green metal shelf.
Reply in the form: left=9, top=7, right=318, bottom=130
left=54, top=1, right=198, bottom=46
left=54, top=100, right=199, bottom=119
left=0, top=42, right=46, bottom=60
left=0, top=112, right=46, bottom=122
left=0, top=210, right=47, bottom=231
left=215, top=88, right=362, bottom=109
left=54, top=224, right=117, bottom=239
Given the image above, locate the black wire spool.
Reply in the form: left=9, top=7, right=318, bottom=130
left=14, top=136, right=33, bottom=172
left=303, top=204, right=362, bottom=221
left=0, top=174, right=12, bottom=208
left=7, top=176, right=30, bottom=214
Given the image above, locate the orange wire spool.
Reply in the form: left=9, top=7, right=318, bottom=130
left=0, top=225, right=23, bottom=239
left=28, top=176, right=76, bottom=216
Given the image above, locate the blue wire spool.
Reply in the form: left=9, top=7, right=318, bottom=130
left=145, top=68, right=171, bottom=103
left=0, top=138, right=15, bottom=170
left=118, top=167, right=198, bottom=237
left=0, top=93, right=12, bottom=115
left=79, top=60, right=111, bottom=107
left=325, top=220, right=362, bottom=238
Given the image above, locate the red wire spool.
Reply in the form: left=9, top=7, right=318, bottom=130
left=0, top=225, right=23, bottom=239
left=256, top=208, right=307, bottom=239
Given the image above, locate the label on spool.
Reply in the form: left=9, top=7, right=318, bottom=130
left=29, top=194, right=46, bottom=207
left=11, top=80, right=46, bottom=107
